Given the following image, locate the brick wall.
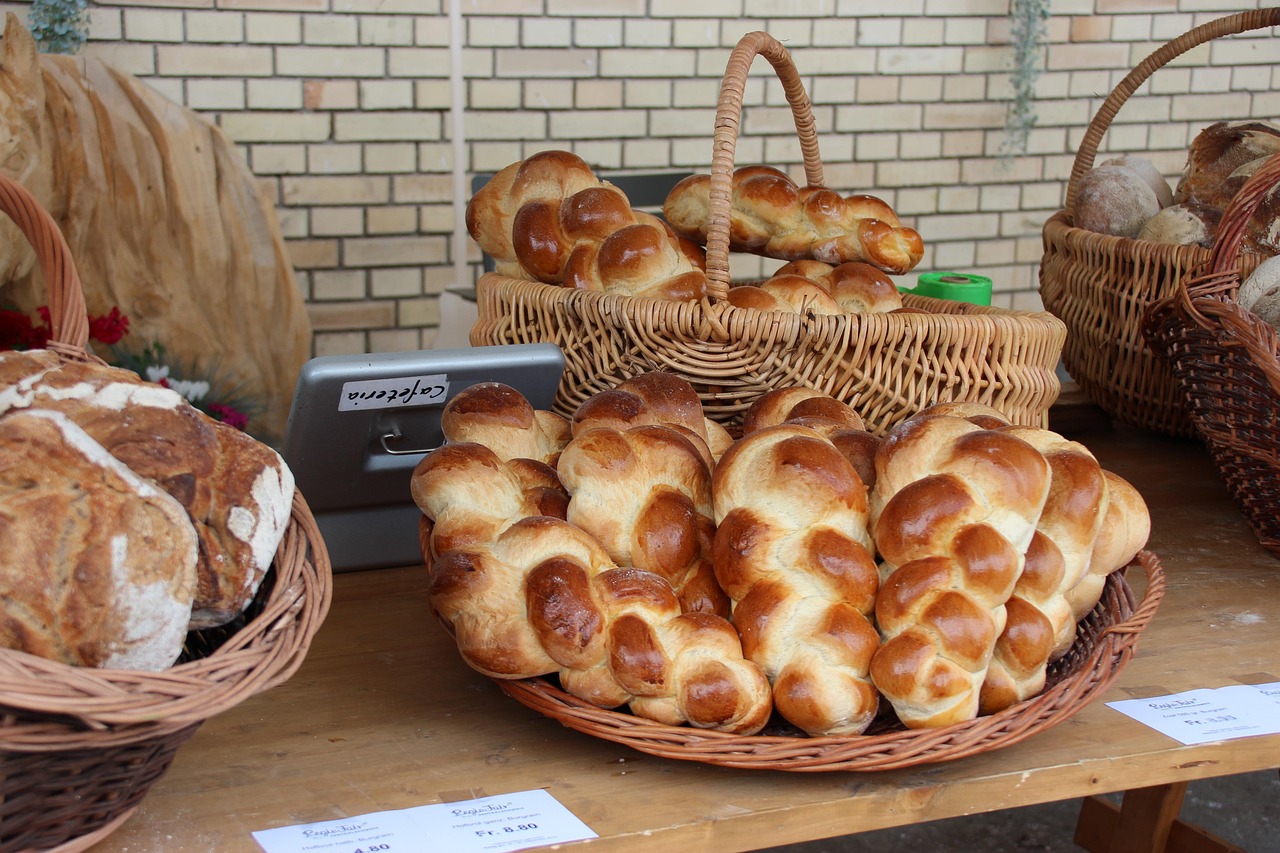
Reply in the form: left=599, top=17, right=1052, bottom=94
left=15, top=0, right=1279, bottom=356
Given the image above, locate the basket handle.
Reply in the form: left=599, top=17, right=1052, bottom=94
left=0, top=174, right=89, bottom=351
left=704, top=31, right=824, bottom=297
left=1064, top=8, right=1280, bottom=210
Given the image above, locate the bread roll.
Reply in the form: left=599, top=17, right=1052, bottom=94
left=1239, top=255, right=1280, bottom=329
left=712, top=424, right=881, bottom=736
left=429, top=515, right=772, bottom=733
left=0, top=352, right=294, bottom=629
left=1103, top=155, right=1173, bottom=208
left=0, top=408, right=198, bottom=671
left=1073, top=163, right=1162, bottom=238
left=663, top=165, right=924, bottom=274
left=557, top=424, right=730, bottom=618
left=1136, top=203, right=1222, bottom=248
left=868, top=411, right=1051, bottom=727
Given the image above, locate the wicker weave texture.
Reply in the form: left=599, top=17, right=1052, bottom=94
left=0, top=174, right=333, bottom=851
left=474, top=31, right=1064, bottom=434
left=1144, top=154, right=1280, bottom=559
left=496, top=553, right=1164, bottom=772
left=1039, top=9, right=1280, bottom=437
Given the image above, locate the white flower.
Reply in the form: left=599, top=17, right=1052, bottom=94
left=169, top=378, right=210, bottom=403
left=146, top=365, right=170, bottom=383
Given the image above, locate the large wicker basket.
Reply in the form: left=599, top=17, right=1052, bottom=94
left=472, top=31, right=1065, bottom=435
left=1039, top=9, right=1280, bottom=437
left=0, top=175, right=332, bottom=852
left=497, top=553, right=1164, bottom=772
left=1144, top=154, right=1280, bottom=559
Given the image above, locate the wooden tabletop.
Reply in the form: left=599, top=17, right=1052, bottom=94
left=94, top=422, right=1280, bottom=852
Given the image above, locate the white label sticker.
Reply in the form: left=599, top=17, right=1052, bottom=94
left=252, top=789, right=598, bottom=853
left=338, top=375, right=449, bottom=412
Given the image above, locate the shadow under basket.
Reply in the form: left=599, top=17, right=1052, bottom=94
left=0, top=172, right=333, bottom=852
left=493, top=553, right=1164, bottom=773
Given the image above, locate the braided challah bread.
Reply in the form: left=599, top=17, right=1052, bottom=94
left=429, top=515, right=772, bottom=733
left=558, top=423, right=730, bottom=618
left=663, top=164, right=924, bottom=274
left=740, top=387, right=880, bottom=490
left=713, top=424, right=881, bottom=736
left=571, top=372, right=733, bottom=465
left=440, top=381, right=570, bottom=465
left=466, top=150, right=709, bottom=300
left=869, top=409, right=1052, bottom=728
left=727, top=260, right=904, bottom=315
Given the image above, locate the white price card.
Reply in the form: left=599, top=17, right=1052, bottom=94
left=252, top=789, right=597, bottom=853
left=1107, top=682, right=1280, bottom=745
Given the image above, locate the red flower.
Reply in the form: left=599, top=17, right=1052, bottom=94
left=206, top=402, right=249, bottom=431
left=89, top=306, right=130, bottom=345
left=0, top=308, right=49, bottom=350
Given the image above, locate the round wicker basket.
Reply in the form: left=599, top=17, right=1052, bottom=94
left=1039, top=9, right=1280, bottom=438
left=0, top=174, right=332, bottom=851
left=1144, top=154, right=1280, bottom=559
left=495, top=552, right=1164, bottom=773
left=473, top=31, right=1065, bottom=436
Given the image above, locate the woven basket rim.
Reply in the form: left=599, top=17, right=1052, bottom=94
left=493, top=551, right=1164, bottom=773
left=0, top=173, right=334, bottom=749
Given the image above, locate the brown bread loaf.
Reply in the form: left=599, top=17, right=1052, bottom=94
left=0, top=408, right=198, bottom=670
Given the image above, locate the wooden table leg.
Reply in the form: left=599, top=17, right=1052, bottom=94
left=1074, top=782, right=1247, bottom=853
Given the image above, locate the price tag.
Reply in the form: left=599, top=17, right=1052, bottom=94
left=1107, top=681, right=1280, bottom=745
left=252, top=789, right=597, bottom=853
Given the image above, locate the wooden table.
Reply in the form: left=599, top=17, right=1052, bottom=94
left=94, top=422, right=1280, bottom=853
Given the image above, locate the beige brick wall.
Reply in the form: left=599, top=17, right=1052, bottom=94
left=15, top=1, right=1280, bottom=353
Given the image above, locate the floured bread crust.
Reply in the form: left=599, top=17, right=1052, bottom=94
left=0, top=409, right=198, bottom=671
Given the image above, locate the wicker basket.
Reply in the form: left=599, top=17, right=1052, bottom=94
left=0, top=174, right=333, bottom=852
left=496, top=552, right=1164, bottom=772
left=1039, top=9, right=1280, bottom=438
left=1143, top=154, right=1280, bottom=559
left=472, top=31, right=1065, bottom=435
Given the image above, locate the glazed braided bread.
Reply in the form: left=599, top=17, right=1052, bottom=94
left=712, top=424, right=881, bottom=736
left=726, top=260, right=904, bottom=315
left=663, top=165, right=925, bottom=274
left=557, top=424, right=731, bottom=618
left=869, top=409, right=1052, bottom=728
left=429, top=515, right=772, bottom=733
left=466, top=150, right=709, bottom=301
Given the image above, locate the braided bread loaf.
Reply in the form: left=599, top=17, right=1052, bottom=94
left=712, top=424, right=881, bottom=735
left=977, top=422, right=1112, bottom=713
left=662, top=165, right=925, bottom=274
left=571, top=372, right=733, bottom=465
left=558, top=424, right=730, bottom=617
left=869, top=409, right=1051, bottom=728
left=466, top=150, right=709, bottom=300
left=441, top=381, right=570, bottom=465
left=740, top=386, right=880, bottom=491
left=429, top=515, right=772, bottom=733
left=727, top=260, right=904, bottom=315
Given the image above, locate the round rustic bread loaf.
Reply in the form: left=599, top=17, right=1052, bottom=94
left=1073, top=163, right=1162, bottom=238
left=0, top=408, right=198, bottom=671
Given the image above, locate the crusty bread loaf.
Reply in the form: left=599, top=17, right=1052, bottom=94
left=1176, top=121, right=1280, bottom=207
left=429, top=515, right=772, bottom=733
left=0, top=408, right=198, bottom=671
left=712, top=424, right=881, bottom=736
left=0, top=351, right=294, bottom=629
left=557, top=424, right=730, bottom=618
left=662, top=164, right=924, bottom=274
left=1137, top=202, right=1222, bottom=248
left=1073, top=163, right=1162, bottom=238
left=868, top=411, right=1051, bottom=727
left=978, top=426, right=1109, bottom=714
left=571, top=372, right=733, bottom=464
